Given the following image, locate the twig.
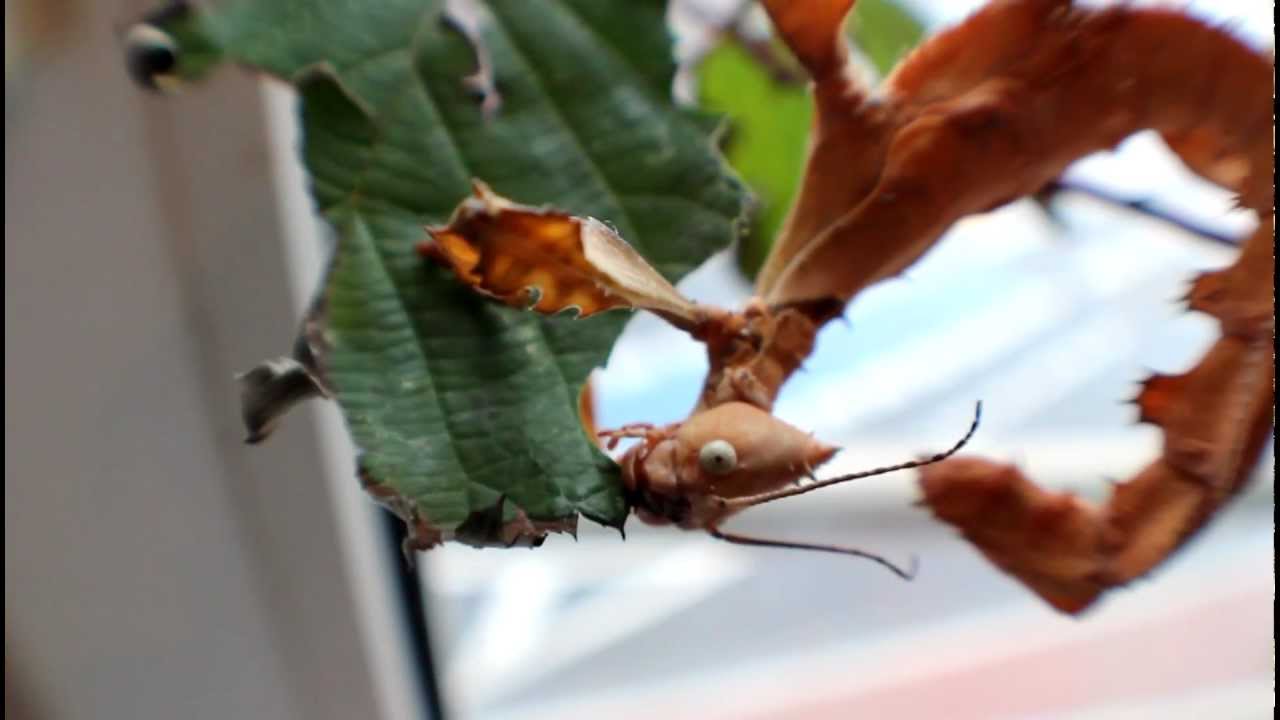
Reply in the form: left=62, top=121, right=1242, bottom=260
left=1042, top=179, right=1241, bottom=248
left=679, top=0, right=807, bottom=86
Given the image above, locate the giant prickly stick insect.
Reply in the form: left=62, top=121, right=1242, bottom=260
left=421, top=0, right=1275, bottom=614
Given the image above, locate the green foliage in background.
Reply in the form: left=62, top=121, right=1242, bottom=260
left=849, top=0, right=927, bottom=77
left=699, top=0, right=924, bottom=279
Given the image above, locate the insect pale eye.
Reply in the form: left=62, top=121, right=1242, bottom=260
left=124, top=24, right=181, bottom=92
left=698, top=439, right=738, bottom=475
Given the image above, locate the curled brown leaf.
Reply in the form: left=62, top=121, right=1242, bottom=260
left=420, top=181, right=704, bottom=329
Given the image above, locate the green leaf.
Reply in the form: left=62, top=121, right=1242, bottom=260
left=698, top=0, right=923, bottom=280
left=849, top=0, right=926, bottom=76
left=138, top=0, right=748, bottom=543
left=698, top=41, right=811, bottom=280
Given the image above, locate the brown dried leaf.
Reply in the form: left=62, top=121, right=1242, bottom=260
left=421, top=181, right=702, bottom=329
left=237, top=327, right=330, bottom=444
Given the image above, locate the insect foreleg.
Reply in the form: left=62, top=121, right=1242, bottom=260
left=597, top=422, right=672, bottom=450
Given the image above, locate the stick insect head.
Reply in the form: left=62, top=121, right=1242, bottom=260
left=615, top=402, right=840, bottom=528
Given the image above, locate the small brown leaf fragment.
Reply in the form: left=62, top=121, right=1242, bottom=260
left=237, top=355, right=328, bottom=444
left=453, top=495, right=578, bottom=548
left=237, top=297, right=333, bottom=444
left=421, top=181, right=702, bottom=329
left=359, top=467, right=447, bottom=561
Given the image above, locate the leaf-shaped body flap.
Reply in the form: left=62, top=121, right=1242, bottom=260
left=756, top=0, right=1274, bottom=307
left=753, top=0, right=892, bottom=298
left=422, top=181, right=703, bottom=328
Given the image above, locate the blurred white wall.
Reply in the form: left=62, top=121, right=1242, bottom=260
left=5, top=2, right=404, bottom=718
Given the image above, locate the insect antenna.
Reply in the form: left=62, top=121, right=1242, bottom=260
left=723, top=401, right=983, bottom=511
left=708, top=524, right=919, bottom=579
left=704, top=402, right=981, bottom=580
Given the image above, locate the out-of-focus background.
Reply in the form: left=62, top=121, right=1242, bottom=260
left=6, top=1, right=1274, bottom=719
